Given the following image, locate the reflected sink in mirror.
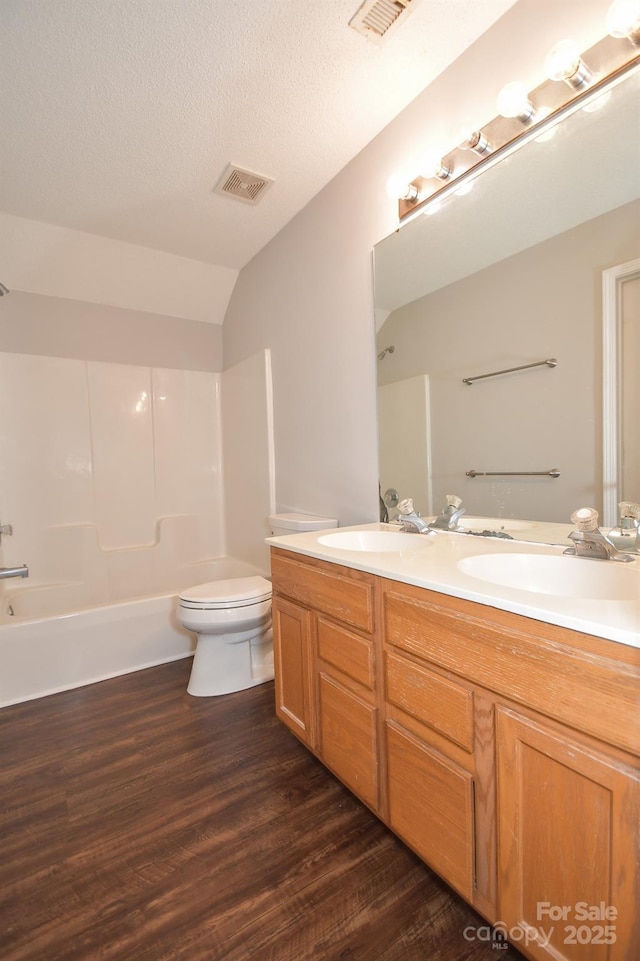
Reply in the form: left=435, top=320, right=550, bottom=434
left=318, top=530, right=433, bottom=553
left=458, top=517, right=532, bottom=533
left=458, top=553, right=640, bottom=601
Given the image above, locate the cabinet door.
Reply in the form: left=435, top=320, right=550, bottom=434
left=272, top=597, right=315, bottom=748
left=318, top=673, right=378, bottom=810
left=497, top=707, right=640, bottom=961
left=386, top=721, right=475, bottom=902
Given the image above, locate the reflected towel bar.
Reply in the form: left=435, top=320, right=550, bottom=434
left=463, top=358, right=557, bottom=385
left=466, top=468, right=561, bottom=478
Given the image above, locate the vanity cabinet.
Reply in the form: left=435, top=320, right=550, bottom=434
left=272, top=595, right=315, bottom=747
left=496, top=705, right=640, bottom=961
left=383, top=649, right=479, bottom=904
left=382, top=581, right=498, bottom=914
left=270, top=548, right=380, bottom=811
left=270, top=548, right=640, bottom=960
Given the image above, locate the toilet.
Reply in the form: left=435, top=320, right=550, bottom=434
left=178, top=576, right=273, bottom=697
left=178, top=511, right=337, bottom=697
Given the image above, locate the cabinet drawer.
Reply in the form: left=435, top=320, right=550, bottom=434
left=386, top=721, right=475, bottom=902
left=318, top=617, right=374, bottom=690
left=319, top=674, right=378, bottom=810
left=382, top=580, right=640, bottom=757
left=271, top=549, right=374, bottom=633
left=385, top=650, right=474, bottom=753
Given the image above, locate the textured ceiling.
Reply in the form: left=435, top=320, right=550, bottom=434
left=1, top=0, right=518, bottom=269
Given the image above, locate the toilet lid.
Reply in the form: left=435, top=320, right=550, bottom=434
left=179, top=575, right=272, bottom=609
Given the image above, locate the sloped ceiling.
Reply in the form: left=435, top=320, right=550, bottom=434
left=1, top=0, right=518, bottom=270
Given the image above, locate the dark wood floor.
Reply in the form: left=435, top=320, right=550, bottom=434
left=0, top=660, right=524, bottom=961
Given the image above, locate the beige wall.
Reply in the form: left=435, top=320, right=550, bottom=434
left=0, top=291, right=223, bottom=371
left=0, top=211, right=238, bottom=326
left=377, top=200, right=640, bottom=523
left=0, top=210, right=232, bottom=371
left=223, top=0, right=617, bottom=527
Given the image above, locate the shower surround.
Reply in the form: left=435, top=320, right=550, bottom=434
left=0, top=349, right=274, bottom=705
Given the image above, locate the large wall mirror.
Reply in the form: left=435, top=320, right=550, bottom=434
left=374, top=68, right=640, bottom=539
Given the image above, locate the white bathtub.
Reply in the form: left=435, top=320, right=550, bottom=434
left=0, top=556, right=267, bottom=708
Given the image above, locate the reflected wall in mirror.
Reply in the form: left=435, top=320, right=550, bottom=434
left=375, top=69, right=640, bottom=537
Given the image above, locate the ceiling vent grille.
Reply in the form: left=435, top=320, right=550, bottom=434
left=349, top=0, right=420, bottom=44
left=214, top=164, right=274, bottom=205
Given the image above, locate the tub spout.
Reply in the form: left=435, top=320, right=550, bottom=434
left=0, top=565, right=29, bottom=580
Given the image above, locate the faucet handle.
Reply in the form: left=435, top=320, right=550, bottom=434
left=618, top=501, right=640, bottom=521
left=397, top=498, right=416, bottom=515
left=570, top=507, right=599, bottom=531
left=445, top=494, right=463, bottom=510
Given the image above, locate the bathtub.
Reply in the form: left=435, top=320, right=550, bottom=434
left=0, top=556, right=267, bottom=708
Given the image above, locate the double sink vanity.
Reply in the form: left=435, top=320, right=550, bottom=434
left=267, top=521, right=639, bottom=961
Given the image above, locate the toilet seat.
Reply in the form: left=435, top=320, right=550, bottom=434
left=178, top=576, right=272, bottom=611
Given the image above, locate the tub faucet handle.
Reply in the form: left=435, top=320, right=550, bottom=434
left=0, top=523, right=13, bottom=536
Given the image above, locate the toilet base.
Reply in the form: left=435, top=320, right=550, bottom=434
left=187, top=626, right=274, bottom=697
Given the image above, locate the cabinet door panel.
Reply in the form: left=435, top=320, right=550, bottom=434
left=497, top=707, right=640, bottom=961
left=273, top=597, right=315, bottom=747
left=319, top=674, right=378, bottom=810
left=386, top=721, right=475, bottom=902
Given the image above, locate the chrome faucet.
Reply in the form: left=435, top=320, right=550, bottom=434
left=564, top=508, right=633, bottom=563
left=605, top=502, right=640, bottom=555
left=429, top=495, right=466, bottom=531
left=0, top=564, right=29, bottom=580
left=395, top=498, right=432, bottom=534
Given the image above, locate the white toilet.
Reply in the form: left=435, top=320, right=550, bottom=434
left=178, top=512, right=337, bottom=697
left=178, top=576, right=273, bottom=697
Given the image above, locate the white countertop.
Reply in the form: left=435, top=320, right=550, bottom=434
left=266, top=522, right=640, bottom=650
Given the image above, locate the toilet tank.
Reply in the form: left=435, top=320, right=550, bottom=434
left=268, top=512, right=338, bottom=537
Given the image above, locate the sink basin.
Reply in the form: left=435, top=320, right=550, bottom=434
left=459, top=517, right=532, bottom=533
left=458, top=552, right=640, bottom=600
left=318, top=530, right=432, bottom=553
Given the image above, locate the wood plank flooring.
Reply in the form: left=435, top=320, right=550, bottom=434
left=0, top=660, right=524, bottom=961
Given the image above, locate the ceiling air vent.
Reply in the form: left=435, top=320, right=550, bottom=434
left=349, top=0, right=420, bottom=44
left=214, top=164, right=274, bottom=205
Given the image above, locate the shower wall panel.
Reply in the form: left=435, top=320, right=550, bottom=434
left=0, top=353, right=224, bottom=598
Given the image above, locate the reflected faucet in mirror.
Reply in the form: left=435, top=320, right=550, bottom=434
left=606, top=502, right=640, bottom=555
left=429, top=494, right=466, bottom=531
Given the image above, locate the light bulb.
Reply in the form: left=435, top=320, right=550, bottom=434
left=496, top=82, right=535, bottom=123
left=607, top=0, right=640, bottom=42
left=420, top=149, right=451, bottom=180
left=545, top=39, right=593, bottom=88
left=386, top=172, right=419, bottom=202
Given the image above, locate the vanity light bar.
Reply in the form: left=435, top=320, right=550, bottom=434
left=397, top=32, right=640, bottom=222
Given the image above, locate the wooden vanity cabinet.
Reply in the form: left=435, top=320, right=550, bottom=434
left=381, top=577, right=640, bottom=961
left=382, top=586, right=497, bottom=913
left=271, top=549, right=640, bottom=961
left=496, top=705, right=640, bottom=961
left=270, top=548, right=380, bottom=811
left=272, top=595, right=315, bottom=747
